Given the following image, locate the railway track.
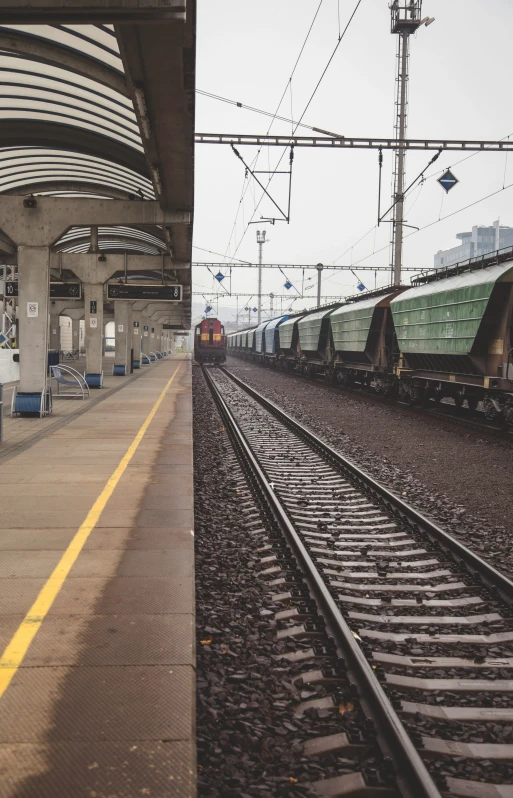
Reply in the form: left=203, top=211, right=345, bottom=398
left=203, top=364, right=513, bottom=798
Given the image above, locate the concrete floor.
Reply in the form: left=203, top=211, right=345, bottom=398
left=0, top=354, right=195, bottom=797
left=1, top=356, right=159, bottom=460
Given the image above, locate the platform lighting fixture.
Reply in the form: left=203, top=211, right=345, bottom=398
left=23, top=195, right=37, bottom=208
left=134, top=87, right=152, bottom=140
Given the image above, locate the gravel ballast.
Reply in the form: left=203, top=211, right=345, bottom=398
left=225, top=358, right=513, bottom=580
left=193, top=368, right=388, bottom=797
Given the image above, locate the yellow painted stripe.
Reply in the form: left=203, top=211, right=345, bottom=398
left=0, top=360, right=183, bottom=698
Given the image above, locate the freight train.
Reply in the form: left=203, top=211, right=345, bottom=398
left=227, top=248, right=513, bottom=428
left=194, top=317, right=227, bottom=363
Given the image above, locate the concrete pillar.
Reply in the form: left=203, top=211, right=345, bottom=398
left=132, top=309, right=142, bottom=367
left=154, top=323, right=163, bottom=355
left=49, top=312, right=60, bottom=352
left=72, top=317, right=81, bottom=352
left=149, top=324, right=156, bottom=356
left=84, top=283, right=104, bottom=387
left=60, top=307, right=85, bottom=355
left=17, top=245, right=50, bottom=396
left=113, top=301, right=133, bottom=375
left=141, top=321, right=150, bottom=358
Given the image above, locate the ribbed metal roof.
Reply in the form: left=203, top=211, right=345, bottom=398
left=0, top=23, right=159, bottom=254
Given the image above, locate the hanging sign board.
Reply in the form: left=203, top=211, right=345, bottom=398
left=163, top=324, right=184, bottom=329
left=50, top=282, right=81, bottom=299
left=5, top=282, right=81, bottom=299
left=107, top=284, right=182, bottom=301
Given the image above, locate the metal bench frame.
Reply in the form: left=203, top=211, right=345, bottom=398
left=50, top=364, right=90, bottom=399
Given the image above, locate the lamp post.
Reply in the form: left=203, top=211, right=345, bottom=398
left=316, top=263, right=323, bottom=306
left=256, top=230, right=266, bottom=324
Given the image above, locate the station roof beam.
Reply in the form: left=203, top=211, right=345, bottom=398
left=0, top=2, right=195, bottom=307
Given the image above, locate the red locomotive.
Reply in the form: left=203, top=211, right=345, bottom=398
left=194, top=317, right=227, bottom=363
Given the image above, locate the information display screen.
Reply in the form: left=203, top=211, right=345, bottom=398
left=107, top=284, right=182, bottom=301
left=5, top=282, right=81, bottom=299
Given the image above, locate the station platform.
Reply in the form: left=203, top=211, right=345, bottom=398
left=0, top=354, right=195, bottom=797
left=0, top=355, right=161, bottom=460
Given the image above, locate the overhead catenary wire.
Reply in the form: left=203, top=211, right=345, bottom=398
left=325, top=127, right=513, bottom=287
left=228, top=0, right=365, bottom=263
left=350, top=178, right=513, bottom=270
left=193, top=244, right=251, bottom=264
left=196, top=89, right=343, bottom=138
left=219, top=0, right=326, bottom=261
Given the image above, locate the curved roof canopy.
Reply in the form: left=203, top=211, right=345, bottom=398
left=0, top=11, right=196, bottom=325
left=0, top=24, right=149, bottom=203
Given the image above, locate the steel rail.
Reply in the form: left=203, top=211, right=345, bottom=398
left=221, top=365, right=513, bottom=604
left=203, top=364, right=442, bottom=798
left=223, top=366, right=513, bottom=600
left=196, top=132, right=513, bottom=152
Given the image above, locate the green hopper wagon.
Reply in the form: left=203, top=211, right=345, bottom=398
left=390, top=260, right=513, bottom=418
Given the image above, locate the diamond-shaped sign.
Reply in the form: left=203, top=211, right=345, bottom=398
left=438, top=169, right=459, bottom=193
left=253, top=307, right=258, bottom=313
left=215, top=271, right=225, bottom=282
left=284, top=281, right=292, bottom=290
left=205, top=305, right=212, bottom=313
left=357, top=282, right=366, bottom=292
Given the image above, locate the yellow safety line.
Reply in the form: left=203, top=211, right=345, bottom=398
left=0, top=360, right=183, bottom=698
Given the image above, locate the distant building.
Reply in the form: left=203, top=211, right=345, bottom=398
left=434, top=220, right=513, bottom=268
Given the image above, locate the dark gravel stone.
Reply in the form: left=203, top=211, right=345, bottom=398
left=193, top=368, right=380, bottom=796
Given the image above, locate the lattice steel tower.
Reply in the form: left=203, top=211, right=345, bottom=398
left=390, top=1, right=433, bottom=285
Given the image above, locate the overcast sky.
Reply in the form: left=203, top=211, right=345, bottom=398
left=193, top=0, right=513, bottom=325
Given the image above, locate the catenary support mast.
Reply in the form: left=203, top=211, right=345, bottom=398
left=390, top=1, right=433, bottom=285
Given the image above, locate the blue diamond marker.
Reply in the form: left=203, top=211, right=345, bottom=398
left=0, top=333, right=6, bottom=345
left=253, top=307, right=258, bottom=313
left=284, top=281, right=292, bottom=290
left=438, top=169, right=459, bottom=193
left=357, top=282, right=366, bottom=292
left=205, top=305, right=212, bottom=313
left=215, top=271, right=224, bottom=282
